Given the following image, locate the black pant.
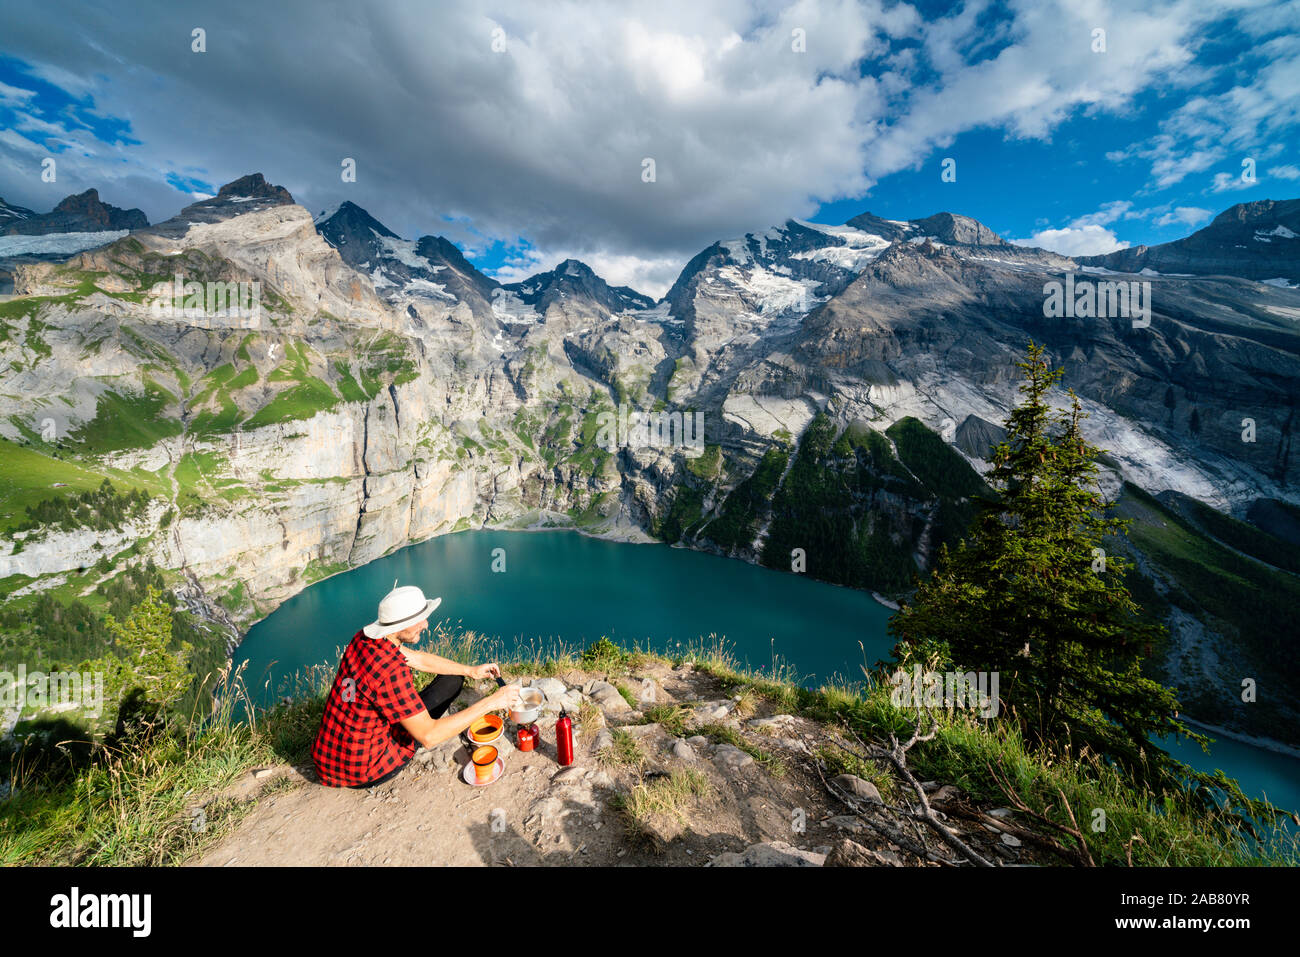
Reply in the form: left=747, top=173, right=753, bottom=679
left=348, top=674, right=465, bottom=789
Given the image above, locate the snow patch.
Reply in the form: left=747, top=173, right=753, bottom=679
left=491, top=288, right=539, bottom=323
left=621, top=300, right=673, bottom=322
left=375, top=232, right=436, bottom=271
left=405, top=277, right=456, bottom=301
left=715, top=264, right=823, bottom=316
left=789, top=220, right=891, bottom=270
left=0, top=230, right=129, bottom=257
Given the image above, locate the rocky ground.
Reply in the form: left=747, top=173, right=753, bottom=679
left=193, top=662, right=1046, bottom=867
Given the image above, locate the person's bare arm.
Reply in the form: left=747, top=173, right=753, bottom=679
left=400, top=683, right=520, bottom=749
left=399, top=649, right=503, bottom=682
left=399, top=647, right=472, bottom=676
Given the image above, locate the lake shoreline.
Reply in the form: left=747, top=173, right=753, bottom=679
left=229, top=523, right=1300, bottom=766
left=1182, top=716, right=1300, bottom=762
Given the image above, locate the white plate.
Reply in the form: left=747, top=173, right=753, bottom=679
left=462, top=756, right=505, bottom=787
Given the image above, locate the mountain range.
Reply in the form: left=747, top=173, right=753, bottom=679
left=1, top=173, right=1298, bottom=746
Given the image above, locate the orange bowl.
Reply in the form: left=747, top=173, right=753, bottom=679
left=468, top=714, right=503, bottom=743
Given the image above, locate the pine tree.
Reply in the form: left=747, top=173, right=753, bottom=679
left=83, top=585, right=193, bottom=722
left=888, top=343, right=1196, bottom=791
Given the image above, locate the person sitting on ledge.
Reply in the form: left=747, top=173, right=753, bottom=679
left=311, top=584, right=520, bottom=788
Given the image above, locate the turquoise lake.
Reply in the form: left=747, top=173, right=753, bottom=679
left=234, top=529, right=1300, bottom=818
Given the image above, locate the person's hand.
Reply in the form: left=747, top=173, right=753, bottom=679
left=492, top=683, right=522, bottom=712
left=469, top=662, right=501, bottom=681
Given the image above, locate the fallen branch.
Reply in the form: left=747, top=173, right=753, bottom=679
left=985, top=760, right=1095, bottom=867
left=813, top=759, right=949, bottom=865
left=945, top=801, right=1089, bottom=866
left=822, top=712, right=995, bottom=868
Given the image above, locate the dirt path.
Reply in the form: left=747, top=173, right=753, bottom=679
left=191, top=662, right=1037, bottom=867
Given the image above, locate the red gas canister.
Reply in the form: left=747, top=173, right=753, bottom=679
left=555, top=708, right=574, bottom=766
left=516, top=724, right=535, bottom=752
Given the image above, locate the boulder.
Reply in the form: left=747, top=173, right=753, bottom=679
left=832, top=774, right=882, bottom=804
left=416, top=736, right=464, bottom=772
left=586, top=769, right=614, bottom=788
left=670, top=739, right=696, bottom=761
left=828, top=815, right=867, bottom=833
left=708, top=841, right=826, bottom=867
left=534, top=677, right=567, bottom=702
left=692, top=700, right=734, bottom=721
left=712, top=744, right=754, bottom=772
left=588, top=681, right=632, bottom=713
left=550, top=765, right=586, bottom=786
left=620, top=723, right=660, bottom=739
left=824, top=839, right=901, bottom=867
left=747, top=714, right=796, bottom=731
left=929, top=785, right=962, bottom=806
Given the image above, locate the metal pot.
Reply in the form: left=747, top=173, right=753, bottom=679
left=509, top=687, right=545, bottom=725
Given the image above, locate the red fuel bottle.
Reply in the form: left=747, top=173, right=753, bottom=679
left=555, top=708, right=574, bottom=766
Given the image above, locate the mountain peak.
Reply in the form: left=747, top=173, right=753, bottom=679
left=1, top=188, right=147, bottom=236
left=555, top=258, right=595, bottom=277
left=505, top=257, right=652, bottom=313
left=842, top=210, right=1004, bottom=245
left=316, top=200, right=398, bottom=239
left=1210, top=198, right=1300, bottom=228
left=1079, top=195, right=1300, bottom=282
left=215, top=173, right=294, bottom=204
left=53, top=189, right=101, bottom=213
left=909, top=212, right=1005, bottom=245
left=842, top=212, right=917, bottom=242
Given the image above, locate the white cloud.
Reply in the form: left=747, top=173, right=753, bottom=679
left=0, top=0, right=1293, bottom=287
left=0, top=80, right=36, bottom=108
left=1154, top=206, right=1212, bottom=227
left=1113, top=27, right=1300, bottom=192
left=1210, top=171, right=1258, bottom=192
left=1009, top=200, right=1145, bottom=254
left=1010, top=224, right=1130, bottom=256
left=488, top=248, right=684, bottom=298
left=1270, top=164, right=1300, bottom=180
left=1070, top=201, right=1133, bottom=228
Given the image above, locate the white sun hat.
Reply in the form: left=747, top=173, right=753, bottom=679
left=362, top=584, right=442, bottom=639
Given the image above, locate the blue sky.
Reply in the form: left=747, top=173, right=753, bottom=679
left=1, top=0, right=1297, bottom=295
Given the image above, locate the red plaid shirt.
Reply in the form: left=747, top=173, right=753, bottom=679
left=311, top=630, right=427, bottom=787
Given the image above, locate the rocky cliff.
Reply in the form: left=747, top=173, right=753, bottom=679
left=2, top=176, right=1298, bottom=743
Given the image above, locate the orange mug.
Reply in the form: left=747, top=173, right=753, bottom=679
left=472, top=745, right=498, bottom=782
